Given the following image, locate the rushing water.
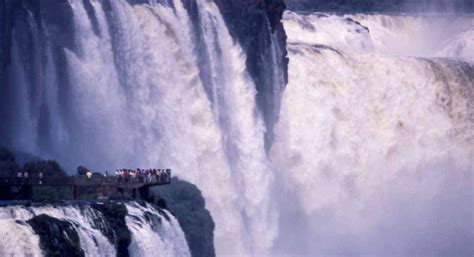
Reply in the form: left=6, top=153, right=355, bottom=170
left=0, top=202, right=189, bottom=257
left=273, top=11, right=473, bottom=256
left=1, top=0, right=279, bottom=255
left=0, top=0, right=473, bottom=256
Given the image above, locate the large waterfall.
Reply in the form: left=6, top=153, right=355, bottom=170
left=0, top=0, right=473, bottom=255
left=273, top=11, right=473, bottom=255
left=1, top=0, right=279, bottom=255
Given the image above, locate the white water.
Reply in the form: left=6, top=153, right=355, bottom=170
left=126, top=202, right=190, bottom=257
left=2, top=0, right=474, bottom=256
left=0, top=203, right=189, bottom=257
left=0, top=204, right=117, bottom=256
left=272, top=11, right=474, bottom=255
left=284, top=11, right=474, bottom=60
left=0, top=219, right=42, bottom=257
left=3, top=0, right=277, bottom=255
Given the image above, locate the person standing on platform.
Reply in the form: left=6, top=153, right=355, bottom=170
left=16, top=171, right=22, bottom=184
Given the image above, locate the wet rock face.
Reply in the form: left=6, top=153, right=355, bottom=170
left=214, top=0, right=288, bottom=149
left=91, top=203, right=132, bottom=257
left=8, top=201, right=191, bottom=257
left=25, top=203, right=133, bottom=257
left=153, top=178, right=215, bottom=257
left=214, top=0, right=286, bottom=29
left=27, top=214, right=85, bottom=257
left=213, top=0, right=288, bottom=82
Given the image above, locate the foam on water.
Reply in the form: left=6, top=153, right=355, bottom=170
left=284, top=11, right=474, bottom=60
left=271, top=11, right=474, bottom=255
left=0, top=219, right=42, bottom=257
left=126, top=202, right=190, bottom=257
left=0, top=203, right=190, bottom=257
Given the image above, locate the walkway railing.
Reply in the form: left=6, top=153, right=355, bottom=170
left=0, top=172, right=171, bottom=189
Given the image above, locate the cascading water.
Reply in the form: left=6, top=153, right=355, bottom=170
left=126, top=203, right=190, bottom=257
left=0, top=202, right=189, bottom=257
left=0, top=0, right=280, bottom=255
left=271, top=11, right=473, bottom=255
left=1, top=0, right=473, bottom=256
left=0, top=216, right=43, bottom=256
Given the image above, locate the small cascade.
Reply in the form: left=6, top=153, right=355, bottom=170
left=126, top=202, right=190, bottom=257
left=0, top=202, right=190, bottom=257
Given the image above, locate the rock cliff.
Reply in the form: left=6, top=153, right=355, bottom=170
left=215, top=0, right=289, bottom=149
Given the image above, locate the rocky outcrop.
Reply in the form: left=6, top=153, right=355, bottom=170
left=92, top=203, right=132, bottom=257
left=153, top=178, right=215, bottom=257
left=214, top=0, right=288, bottom=149
left=27, top=214, right=85, bottom=257
left=15, top=201, right=188, bottom=257
left=179, top=0, right=288, bottom=149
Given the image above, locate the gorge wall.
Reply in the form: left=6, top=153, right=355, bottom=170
left=214, top=0, right=288, bottom=148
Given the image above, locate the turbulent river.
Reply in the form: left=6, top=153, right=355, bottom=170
left=0, top=0, right=473, bottom=256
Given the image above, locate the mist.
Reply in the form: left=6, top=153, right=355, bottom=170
left=403, top=0, right=474, bottom=13
left=274, top=10, right=474, bottom=256
left=285, top=0, right=474, bottom=13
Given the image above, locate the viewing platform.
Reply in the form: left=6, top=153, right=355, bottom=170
left=0, top=169, right=172, bottom=201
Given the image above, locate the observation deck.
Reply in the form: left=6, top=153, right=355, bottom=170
left=0, top=170, right=171, bottom=201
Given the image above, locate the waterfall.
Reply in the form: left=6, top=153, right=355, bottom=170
left=0, top=218, right=42, bottom=256
left=270, top=11, right=473, bottom=255
left=0, top=0, right=279, bottom=255
left=1, top=0, right=473, bottom=256
left=0, top=202, right=189, bottom=256
left=126, top=203, right=190, bottom=257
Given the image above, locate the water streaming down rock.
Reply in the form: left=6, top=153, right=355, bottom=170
left=0, top=218, right=42, bottom=256
left=1, top=0, right=473, bottom=256
left=270, top=11, right=474, bottom=255
left=0, top=0, right=284, bottom=255
left=126, top=203, right=190, bottom=257
left=0, top=202, right=189, bottom=257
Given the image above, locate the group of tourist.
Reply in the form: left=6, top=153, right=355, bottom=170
left=112, top=168, right=171, bottom=183
left=12, top=168, right=171, bottom=185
